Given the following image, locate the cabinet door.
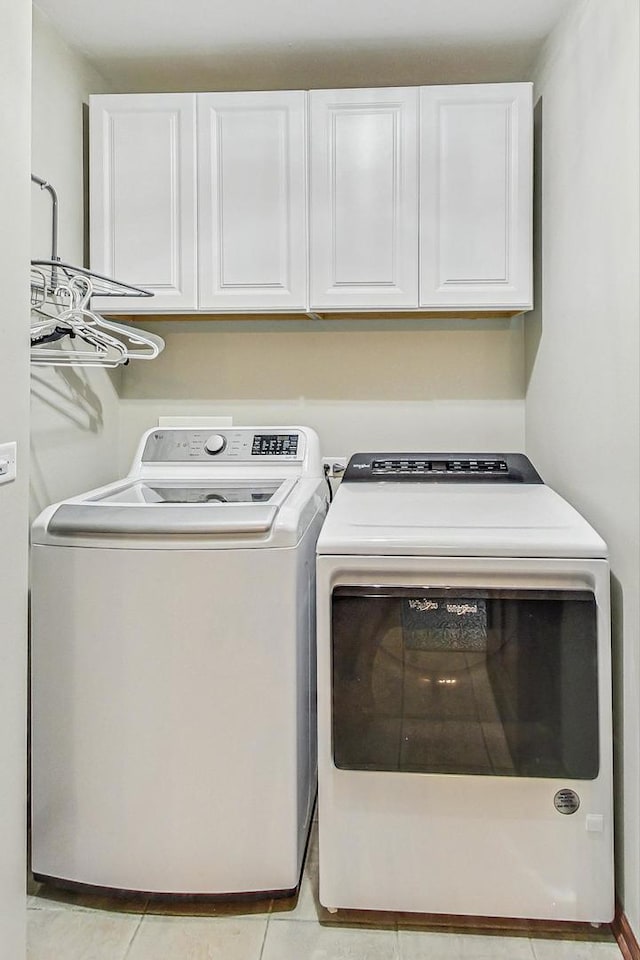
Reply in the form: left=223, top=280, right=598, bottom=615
left=309, top=88, right=419, bottom=309
left=197, top=91, right=307, bottom=311
left=420, top=84, right=533, bottom=310
left=90, top=94, right=197, bottom=312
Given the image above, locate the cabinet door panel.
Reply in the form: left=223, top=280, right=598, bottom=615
left=198, top=92, right=307, bottom=310
left=90, top=94, right=197, bottom=312
left=420, top=84, right=532, bottom=309
left=310, top=88, right=419, bottom=309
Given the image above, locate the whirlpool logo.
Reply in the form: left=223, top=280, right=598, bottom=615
left=407, top=599, right=479, bottom=616
left=408, top=599, right=439, bottom=612
left=446, top=603, right=479, bottom=616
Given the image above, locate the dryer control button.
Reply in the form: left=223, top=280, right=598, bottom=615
left=204, top=434, right=226, bottom=455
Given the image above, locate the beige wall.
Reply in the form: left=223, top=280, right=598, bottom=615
left=98, top=46, right=537, bottom=95
left=119, top=319, right=526, bottom=469
left=30, top=7, right=117, bottom=516
left=527, top=0, right=640, bottom=934
left=0, top=0, right=31, bottom=955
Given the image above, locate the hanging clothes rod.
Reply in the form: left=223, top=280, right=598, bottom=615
left=31, top=173, right=59, bottom=263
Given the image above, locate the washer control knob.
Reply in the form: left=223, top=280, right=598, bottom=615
left=204, top=434, right=226, bottom=455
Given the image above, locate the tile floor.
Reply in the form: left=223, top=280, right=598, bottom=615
left=27, top=820, right=622, bottom=960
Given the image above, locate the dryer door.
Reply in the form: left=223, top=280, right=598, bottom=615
left=331, top=584, right=599, bottom=780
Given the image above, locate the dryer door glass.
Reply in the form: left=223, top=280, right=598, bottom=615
left=331, top=587, right=599, bottom=779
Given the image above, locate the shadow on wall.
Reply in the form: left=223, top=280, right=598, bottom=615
left=29, top=365, right=106, bottom=517
left=525, top=94, right=543, bottom=389
left=103, top=38, right=537, bottom=94
left=31, top=366, right=105, bottom=431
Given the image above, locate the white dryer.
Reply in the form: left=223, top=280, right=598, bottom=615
left=316, top=453, right=613, bottom=923
left=31, top=426, right=327, bottom=896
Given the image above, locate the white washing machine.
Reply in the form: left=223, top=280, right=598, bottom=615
left=316, top=453, right=614, bottom=923
left=31, top=425, right=327, bottom=896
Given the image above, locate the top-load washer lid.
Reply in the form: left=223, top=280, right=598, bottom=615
left=89, top=480, right=281, bottom=505
left=317, top=452, right=607, bottom=559
left=46, top=478, right=294, bottom=537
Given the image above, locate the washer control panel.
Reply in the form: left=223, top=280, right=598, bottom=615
left=142, top=429, right=304, bottom=463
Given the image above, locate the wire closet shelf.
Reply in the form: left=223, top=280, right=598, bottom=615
left=30, top=174, right=162, bottom=367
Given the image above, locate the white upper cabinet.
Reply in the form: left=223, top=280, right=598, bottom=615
left=89, top=83, right=533, bottom=316
left=309, top=88, right=419, bottom=309
left=419, top=83, right=533, bottom=310
left=89, top=94, right=198, bottom=312
left=197, top=92, right=307, bottom=310
left=90, top=91, right=306, bottom=313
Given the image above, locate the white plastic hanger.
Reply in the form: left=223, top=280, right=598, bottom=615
left=30, top=274, right=164, bottom=367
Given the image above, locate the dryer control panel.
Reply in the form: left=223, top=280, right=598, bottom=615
left=141, top=429, right=305, bottom=463
left=343, top=453, right=543, bottom=483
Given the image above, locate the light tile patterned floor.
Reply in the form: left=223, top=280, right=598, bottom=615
left=27, top=823, right=622, bottom=960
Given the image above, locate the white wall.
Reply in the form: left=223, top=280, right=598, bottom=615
left=0, top=0, right=31, bottom=956
left=30, top=8, right=118, bottom=515
left=119, top=319, right=525, bottom=469
left=527, top=0, right=640, bottom=935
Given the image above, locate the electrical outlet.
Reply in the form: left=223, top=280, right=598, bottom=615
left=322, top=457, right=348, bottom=479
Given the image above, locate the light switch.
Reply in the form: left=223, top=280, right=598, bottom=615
left=0, top=442, right=17, bottom=485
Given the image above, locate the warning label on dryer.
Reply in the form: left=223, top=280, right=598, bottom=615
left=554, top=789, right=581, bottom=815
